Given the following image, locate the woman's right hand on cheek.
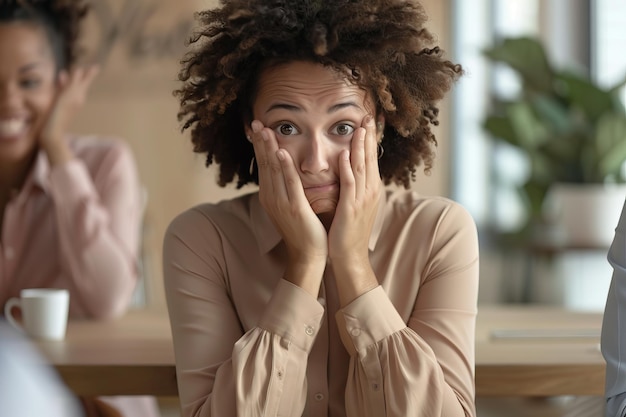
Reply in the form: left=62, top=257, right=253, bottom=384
left=40, top=66, right=99, bottom=147
left=250, top=121, right=327, bottom=294
left=39, top=65, right=100, bottom=166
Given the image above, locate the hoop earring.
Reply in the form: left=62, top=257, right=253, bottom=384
left=249, top=156, right=256, bottom=176
left=377, top=143, right=384, bottom=159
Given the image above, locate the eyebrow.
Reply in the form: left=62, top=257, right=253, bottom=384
left=265, top=101, right=362, bottom=114
left=19, top=63, right=42, bottom=74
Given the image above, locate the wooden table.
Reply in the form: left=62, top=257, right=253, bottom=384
left=475, top=305, right=605, bottom=396
left=37, top=308, right=176, bottom=396
left=36, top=305, right=605, bottom=397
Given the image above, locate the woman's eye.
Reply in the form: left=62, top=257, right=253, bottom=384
left=332, top=123, right=355, bottom=136
left=275, top=123, right=299, bottom=136
left=20, top=78, right=41, bottom=89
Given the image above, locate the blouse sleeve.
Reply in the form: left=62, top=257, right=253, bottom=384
left=49, top=140, right=141, bottom=319
left=163, top=209, right=325, bottom=417
left=337, top=202, right=479, bottom=417
left=602, top=202, right=626, bottom=417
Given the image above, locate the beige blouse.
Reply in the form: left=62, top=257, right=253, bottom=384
left=164, top=189, right=479, bottom=417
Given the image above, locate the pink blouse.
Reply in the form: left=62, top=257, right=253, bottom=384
left=0, top=136, right=159, bottom=417
left=165, top=189, right=479, bottom=417
left=0, top=136, right=140, bottom=318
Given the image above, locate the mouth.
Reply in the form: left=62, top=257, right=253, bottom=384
left=304, top=182, right=339, bottom=192
left=0, top=117, right=27, bottom=140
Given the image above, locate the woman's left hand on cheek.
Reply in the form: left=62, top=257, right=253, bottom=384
left=328, top=115, right=382, bottom=261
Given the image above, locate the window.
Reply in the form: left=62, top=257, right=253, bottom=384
left=452, top=0, right=622, bottom=309
left=452, top=0, right=539, bottom=232
left=592, top=0, right=626, bottom=101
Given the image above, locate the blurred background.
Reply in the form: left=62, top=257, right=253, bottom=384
left=71, top=0, right=626, bottom=313
left=72, top=0, right=456, bottom=312
left=67, top=1, right=626, bottom=415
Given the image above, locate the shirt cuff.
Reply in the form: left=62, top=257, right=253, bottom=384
left=619, top=395, right=626, bottom=417
left=49, top=160, right=97, bottom=205
left=336, top=286, right=406, bottom=355
left=258, top=279, right=325, bottom=352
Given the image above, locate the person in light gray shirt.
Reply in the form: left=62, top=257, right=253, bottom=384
left=0, top=321, right=83, bottom=417
left=602, top=201, right=626, bottom=417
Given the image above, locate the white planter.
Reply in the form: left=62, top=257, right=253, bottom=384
left=528, top=249, right=613, bottom=311
left=545, top=183, right=626, bottom=248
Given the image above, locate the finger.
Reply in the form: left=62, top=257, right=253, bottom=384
left=276, top=148, right=307, bottom=204
left=79, top=65, right=100, bottom=91
left=262, top=127, right=289, bottom=201
left=364, top=115, right=380, bottom=186
left=69, top=66, right=100, bottom=104
left=250, top=120, right=271, bottom=187
left=338, top=148, right=355, bottom=203
left=54, top=70, right=70, bottom=95
left=351, top=118, right=368, bottom=201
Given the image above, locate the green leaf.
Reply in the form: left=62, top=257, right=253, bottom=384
left=558, top=72, right=617, bottom=122
left=609, top=73, right=626, bottom=95
left=528, top=151, right=557, bottom=184
left=482, top=35, right=626, bottom=189
left=483, top=37, right=554, bottom=92
left=483, top=115, right=520, bottom=147
left=521, top=180, right=549, bottom=218
left=595, top=113, right=626, bottom=180
left=530, top=95, right=571, bottom=134
left=507, top=101, right=546, bottom=149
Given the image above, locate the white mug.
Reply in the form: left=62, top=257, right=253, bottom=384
left=4, top=289, right=70, bottom=341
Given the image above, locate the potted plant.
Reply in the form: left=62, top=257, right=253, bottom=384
left=482, top=36, right=626, bottom=248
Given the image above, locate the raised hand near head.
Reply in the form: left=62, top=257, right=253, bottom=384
left=328, top=115, right=383, bottom=305
left=40, top=65, right=99, bottom=165
left=249, top=120, right=328, bottom=296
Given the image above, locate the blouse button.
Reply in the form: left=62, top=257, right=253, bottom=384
left=350, top=328, right=361, bottom=337
left=314, top=393, right=324, bottom=401
left=305, top=326, right=314, bottom=336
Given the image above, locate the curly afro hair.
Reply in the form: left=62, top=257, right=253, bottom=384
left=176, top=0, right=463, bottom=189
left=0, top=0, right=89, bottom=70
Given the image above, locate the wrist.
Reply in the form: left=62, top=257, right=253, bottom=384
left=284, top=257, right=327, bottom=297
left=42, top=136, right=73, bottom=167
left=328, top=249, right=368, bottom=265
left=330, top=257, right=378, bottom=307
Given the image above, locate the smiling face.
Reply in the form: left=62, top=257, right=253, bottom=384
left=0, top=22, right=58, bottom=165
left=251, top=60, right=377, bottom=217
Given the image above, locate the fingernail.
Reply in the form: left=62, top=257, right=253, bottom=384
left=261, top=130, right=270, bottom=141
left=276, top=149, right=285, bottom=161
left=251, top=120, right=263, bottom=133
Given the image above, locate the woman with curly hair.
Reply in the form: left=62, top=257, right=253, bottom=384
left=0, top=1, right=158, bottom=416
left=164, top=0, right=478, bottom=416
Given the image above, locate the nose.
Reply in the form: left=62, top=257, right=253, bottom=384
left=300, top=131, right=330, bottom=174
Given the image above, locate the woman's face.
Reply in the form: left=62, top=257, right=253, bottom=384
left=251, top=60, right=377, bottom=216
left=0, top=22, right=58, bottom=165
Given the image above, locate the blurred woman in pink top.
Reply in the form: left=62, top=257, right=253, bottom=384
left=0, top=1, right=158, bottom=416
left=165, top=1, right=479, bottom=416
